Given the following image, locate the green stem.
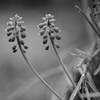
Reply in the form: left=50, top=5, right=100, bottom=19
left=16, top=36, right=63, bottom=100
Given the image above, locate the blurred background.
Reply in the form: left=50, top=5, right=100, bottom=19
left=0, top=0, right=93, bottom=100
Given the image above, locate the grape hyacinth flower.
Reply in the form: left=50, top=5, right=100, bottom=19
left=37, top=14, right=84, bottom=99
left=5, top=14, right=28, bottom=53
left=37, top=14, right=61, bottom=50
left=5, top=14, right=63, bottom=100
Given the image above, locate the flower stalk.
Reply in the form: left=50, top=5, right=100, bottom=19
left=5, top=14, right=63, bottom=100
left=38, top=14, right=76, bottom=86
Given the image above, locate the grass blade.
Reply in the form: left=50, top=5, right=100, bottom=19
left=69, top=72, right=85, bottom=100
left=75, top=5, right=100, bottom=38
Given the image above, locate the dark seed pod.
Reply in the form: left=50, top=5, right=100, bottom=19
left=45, top=46, right=49, bottom=50
left=13, top=49, right=17, bottom=53
left=24, top=45, right=28, bottom=49
left=19, top=39, right=25, bottom=45
left=43, top=39, right=48, bottom=44
left=55, top=44, right=60, bottom=48
left=20, top=32, right=26, bottom=39
left=7, top=32, right=12, bottom=36
left=55, top=35, right=61, bottom=40
left=12, top=45, right=17, bottom=50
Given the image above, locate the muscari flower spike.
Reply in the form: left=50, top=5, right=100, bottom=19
left=5, top=14, right=28, bottom=53
left=37, top=14, right=61, bottom=50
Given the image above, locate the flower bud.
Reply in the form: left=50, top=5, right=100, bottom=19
left=8, top=37, right=15, bottom=42
left=24, top=45, right=28, bottom=49
left=6, top=26, right=14, bottom=32
left=49, top=19, right=55, bottom=23
left=43, top=39, right=48, bottom=44
left=45, top=45, right=49, bottom=50
left=8, top=38, right=12, bottom=42
left=11, top=37, right=15, bottom=42
left=53, top=27, right=60, bottom=33
left=46, top=14, right=54, bottom=19
left=19, top=39, right=25, bottom=45
left=55, top=44, right=60, bottom=48
left=38, top=30, right=45, bottom=36
left=20, top=26, right=27, bottom=32
left=23, top=49, right=26, bottom=53
left=50, top=23, right=55, bottom=27
left=9, top=17, right=14, bottom=21
left=15, top=14, right=22, bottom=20
left=42, top=17, right=47, bottom=20
left=42, top=26, right=47, bottom=30
left=12, top=45, right=17, bottom=50
left=50, top=34, right=55, bottom=40
left=20, top=32, right=26, bottom=39
left=43, top=35, right=48, bottom=39
left=38, top=23, right=46, bottom=29
left=50, top=29, right=54, bottom=33
left=55, top=35, right=61, bottom=40
left=13, top=49, right=17, bottom=53
left=17, top=21, right=24, bottom=27
left=7, top=21, right=14, bottom=26
left=7, top=32, right=12, bottom=36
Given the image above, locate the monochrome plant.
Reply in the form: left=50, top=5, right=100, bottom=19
left=5, top=0, right=100, bottom=100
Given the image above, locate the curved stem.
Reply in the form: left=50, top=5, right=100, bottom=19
left=16, top=36, right=63, bottom=100
left=50, top=37, right=84, bottom=100
left=50, top=37, right=75, bottom=86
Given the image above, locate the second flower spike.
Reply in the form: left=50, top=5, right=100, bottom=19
left=37, top=14, right=61, bottom=50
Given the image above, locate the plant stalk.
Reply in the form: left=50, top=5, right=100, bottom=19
left=16, top=36, right=63, bottom=100
left=49, top=37, right=84, bottom=100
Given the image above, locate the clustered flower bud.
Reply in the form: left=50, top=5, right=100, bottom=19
left=5, top=14, right=28, bottom=53
left=37, top=14, right=61, bottom=50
